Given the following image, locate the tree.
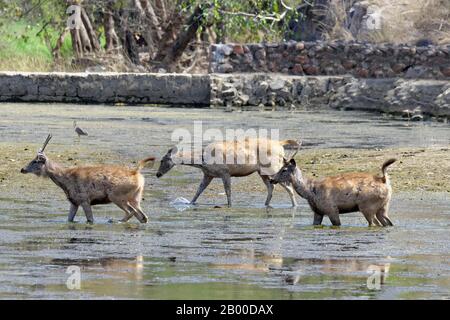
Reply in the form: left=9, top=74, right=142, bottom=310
left=2, top=0, right=302, bottom=72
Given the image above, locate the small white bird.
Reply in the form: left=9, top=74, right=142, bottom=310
left=73, top=121, right=88, bottom=137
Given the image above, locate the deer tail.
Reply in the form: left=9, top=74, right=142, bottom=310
left=136, top=157, right=156, bottom=171
left=381, top=158, right=397, bottom=181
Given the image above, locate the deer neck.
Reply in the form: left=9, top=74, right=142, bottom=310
left=43, top=160, right=67, bottom=189
left=290, top=169, right=314, bottom=200
left=176, top=149, right=204, bottom=167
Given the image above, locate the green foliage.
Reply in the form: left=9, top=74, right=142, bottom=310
left=0, top=0, right=303, bottom=71
left=0, top=19, right=72, bottom=71
left=204, top=0, right=302, bottom=42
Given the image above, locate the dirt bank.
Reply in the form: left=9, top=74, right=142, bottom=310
left=1, top=143, right=448, bottom=194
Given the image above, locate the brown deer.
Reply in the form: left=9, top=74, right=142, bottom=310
left=20, top=135, right=155, bottom=224
left=156, top=138, right=300, bottom=207
left=270, top=158, right=397, bottom=227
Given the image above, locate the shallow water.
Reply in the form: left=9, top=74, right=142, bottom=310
left=0, top=103, right=449, bottom=299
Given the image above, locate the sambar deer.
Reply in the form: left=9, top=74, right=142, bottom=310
left=20, top=135, right=155, bottom=224
left=156, top=138, right=300, bottom=207
left=270, top=158, right=397, bottom=227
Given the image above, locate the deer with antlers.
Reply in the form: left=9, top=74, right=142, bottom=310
left=20, top=135, right=155, bottom=224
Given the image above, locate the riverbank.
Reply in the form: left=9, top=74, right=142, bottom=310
left=1, top=142, right=448, bottom=194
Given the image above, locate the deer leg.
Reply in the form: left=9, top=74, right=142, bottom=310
left=110, top=198, right=135, bottom=223
left=328, top=213, right=341, bottom=227
left=313, top=212, right=324, bottom=225
left=280, top=182, right=298, bottom=207
left=127, top=202, right=148, bottom=224
left=359, top=206, right=378, bottom=227
left=68, top=203, right=79, bottom=222
left=316, top=201, right=341, bottom=226
left=221, top=174, right=232, bottom=207
left=128, top=188, right=149, bottom=223
left=259, top=175, right=274, bottom=207
left=360, top=202, right=386, bottom=227
left=323, top=203, right=341, bottom=226
left=376, top=203, right=393, bottom=226
left=81, top=203, right=94, bottom=224
left=191, top=174, right=213, bottom=205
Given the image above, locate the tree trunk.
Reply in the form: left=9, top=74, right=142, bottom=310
left=140, top=0, right=163, bottom=41
left=125, top=29, right=140, bottom=65
left=53, top=28, right=70, bottom=58
left=155, top=0, right=167, bottom=24
left=81, top=8, right=100, bottom=51
left=104, top=5, right=120, bottom=52
left=68, top=2, right=100, bottom=57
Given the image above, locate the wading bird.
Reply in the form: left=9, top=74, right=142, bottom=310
left=73, top=121, right=88, bottom=138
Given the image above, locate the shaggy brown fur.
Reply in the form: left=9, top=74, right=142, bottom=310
left=156, top=138, right=300, bottom=207
left=21, top=136, right=154, bottom=223
left=271, top=158, right=397, bottom=227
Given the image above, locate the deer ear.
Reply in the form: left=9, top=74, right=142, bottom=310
left=283, top=157, right=288, bottom=164
left=290, top=158, right=296, bottom=166
left=37, top=152, right=47, bottom=163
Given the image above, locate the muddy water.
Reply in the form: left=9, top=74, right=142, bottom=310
left=0, top=103, right=449, bottom=299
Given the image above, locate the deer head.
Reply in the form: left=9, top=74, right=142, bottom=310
left=21, top=134, right=52, bottom=176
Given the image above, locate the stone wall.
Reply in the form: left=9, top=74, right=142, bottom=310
left=210, top=42, right=450, bottom=79
left=1, top=72, right=449, bottom=118
left=0, top=72, right=210, bottom=105
left=210, top=74, right=450, bottom=118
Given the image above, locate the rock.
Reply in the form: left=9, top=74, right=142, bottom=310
left=292, top=64, right=304, bottom=75
left=342, top=60, right=356, bottom=70
left=254, top=49, right=266, bottom=60
left=255, top=81, right=269, bottom=97
left=277, top=88, right=292, bottom=100
left=233, top=45, right=244, bottom=55
left=295, top=42, right=305, bottom=51
left=222, top=88, right=237, bottom=99
left=294, top=55, right=309, bottom=64
left=405, top=66, right=429, bottom=78
left=440, top=66, right=450, bottom=77
left=304, top=65, right=319, bottom=75
left=276, top=97, right=286, bottom=106
left=392, top=63, right=407, bottom=73
left=269, top=79, right=286, bottom=91
left=357, top=68, right=369, bottom=77
left=222, top=82, right=235, bottom=91
left=218, top=63, right=233, bottom=73
left=222, top=46, right=233, bottom=56
left=238, top=94, right=250, bottom=105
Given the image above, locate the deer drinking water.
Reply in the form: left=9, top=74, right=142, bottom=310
left=270, top=158, right=397, bottom=227
left=20, top=135, right=155, bottom=224
left=156, top=138, right=300, bottom=207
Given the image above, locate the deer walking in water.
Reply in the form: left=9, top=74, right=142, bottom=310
left=271, top=158, right=397, bottom=227
left=21, top=135, right=155, bottom=224
left=156, top=138, right=300, bottom=207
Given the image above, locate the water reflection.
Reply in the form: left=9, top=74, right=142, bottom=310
left=213, top=248, right=392, bottom=288
left=50, top=256, right=144, bottom=281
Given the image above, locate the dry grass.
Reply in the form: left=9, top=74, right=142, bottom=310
left=296, top=146, right=450, bottom=193
left=326, top=0, right=450, bottom=44
left=1, top=144, right=449, bottom=196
